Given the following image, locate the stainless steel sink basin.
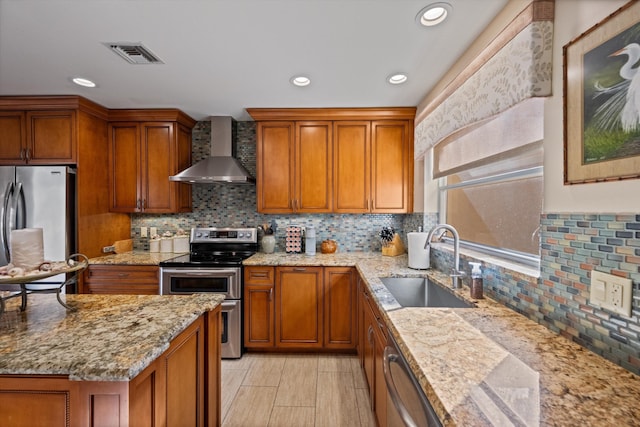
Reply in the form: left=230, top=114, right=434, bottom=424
left=380, top=277, right=473, bottom=308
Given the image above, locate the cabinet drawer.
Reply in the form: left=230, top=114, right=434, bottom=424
left=244, top=266, right=274, bottom=285
left=83, top=265, right=159, bottom=294
left=85, top=265, right=159, bottom=282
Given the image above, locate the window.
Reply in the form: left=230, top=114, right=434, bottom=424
left=434, top=99, right=544, bottom=267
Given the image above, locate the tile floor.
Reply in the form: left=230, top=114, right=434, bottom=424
left=221, top=353, right=376, bottom=427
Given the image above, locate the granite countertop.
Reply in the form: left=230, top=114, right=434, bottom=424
left=246, top=252, right=640, bottom=425
left=0, top=293, right=224, bottom=381
left=88, top=251, right=185, bottom=265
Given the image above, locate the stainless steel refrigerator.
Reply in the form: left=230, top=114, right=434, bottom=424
left=0, top=166, right=76, bottom=288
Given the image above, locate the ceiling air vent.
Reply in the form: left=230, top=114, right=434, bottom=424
left=104, top=43, right=164, bottom=64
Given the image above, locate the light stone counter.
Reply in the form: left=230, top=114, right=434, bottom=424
left=88, top=251, right=185, bottom=265
left=245, top=252, right=640, bottom=425
left=0, top=292, right=224, bottom=381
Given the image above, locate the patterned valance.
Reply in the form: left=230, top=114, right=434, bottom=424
left=414, top=3, right=554, bottom=159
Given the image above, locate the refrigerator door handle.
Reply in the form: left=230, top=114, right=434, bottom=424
left=14, top=182, right=26, bottom=230
left=1, top=182, right=13, bottom=262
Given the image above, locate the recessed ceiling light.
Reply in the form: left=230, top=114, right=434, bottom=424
left=71, top=77, right=96, bottom=88
left=387, top=73, right=408, bottom=85
left=290, top=75, right=311, bottom=87
left=416, top=3, right=451, bottom=27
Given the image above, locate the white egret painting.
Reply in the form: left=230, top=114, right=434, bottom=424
left=564, top=1, right=640, bottom=184
left=583, top=22, right=640, bottom=163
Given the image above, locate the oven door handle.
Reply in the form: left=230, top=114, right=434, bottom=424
left=162, top=269, right=239, bottom=277
left=221, top=300, right=239, bottom=308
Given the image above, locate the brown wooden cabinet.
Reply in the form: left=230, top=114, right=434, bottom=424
left=244, top=266, right=276, bottom=348
left=108, top=110, right=195, bottom=213
left=0, top=109, right=76, bottom=165
left=276, top=266, right=323, bottom=348
left=249, top=108, right=414, bottom=214
left=324, top=266, right=357, bottom=349
left=358, top=273, right=389, bottom=427
left=82, top=265, right=159, bottom=294
left=256, top=121, right=333, bottom=213
left=0, top=308, right=221, bottom=427
left=244, top=265, right=357, bottom=352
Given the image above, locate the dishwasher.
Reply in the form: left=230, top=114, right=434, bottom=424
left=383, top=335, right=442, bottom=427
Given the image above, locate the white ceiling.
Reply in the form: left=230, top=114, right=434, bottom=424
left=0, top=0, right=509, bottom=121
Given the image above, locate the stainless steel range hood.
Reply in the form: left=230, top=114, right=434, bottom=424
left=170, top=116, right=255, bottom=184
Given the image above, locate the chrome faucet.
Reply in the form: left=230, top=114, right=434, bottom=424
left=424, top=224, right=465, bottom=288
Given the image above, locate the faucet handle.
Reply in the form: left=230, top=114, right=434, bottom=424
left=450, top=268, right=466, bottom=278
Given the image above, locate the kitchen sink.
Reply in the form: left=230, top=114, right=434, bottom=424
left=379, top=277, right=473, bottom=308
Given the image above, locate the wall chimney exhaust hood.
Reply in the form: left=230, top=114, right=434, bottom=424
left=170, top=116, right=255, bottom=184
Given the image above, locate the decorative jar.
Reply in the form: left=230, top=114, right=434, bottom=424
left=262, top=235, right=276, bottom=254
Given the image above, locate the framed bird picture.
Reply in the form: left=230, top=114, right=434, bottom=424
left=564, top=0, right=640, bottom=184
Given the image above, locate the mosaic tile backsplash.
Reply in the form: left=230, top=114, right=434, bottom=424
left=131, top=120, right=412, bottom=253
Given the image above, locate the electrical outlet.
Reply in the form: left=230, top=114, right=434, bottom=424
left=141, top=226, right=148, bottom=238
left=610, top=283, right=623, bottom=308
left=150, top=227, right=157, bottom=237
left=590, top=271, right=633, bottom=317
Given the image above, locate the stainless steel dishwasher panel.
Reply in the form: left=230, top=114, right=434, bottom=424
left=383, top=336, right=442, bottom=427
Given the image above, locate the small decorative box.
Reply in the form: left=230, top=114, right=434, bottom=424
left=285, top=226, right=302, bottom=253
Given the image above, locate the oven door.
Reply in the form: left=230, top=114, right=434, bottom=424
left=160, top=267, right=241, bottom=298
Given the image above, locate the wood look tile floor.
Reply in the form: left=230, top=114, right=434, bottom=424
left=221, top=353, right=376, bottom=427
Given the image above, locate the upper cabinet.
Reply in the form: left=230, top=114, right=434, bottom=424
left=248, top=108, right=415, bottom=214
left=0, top=110, right=76, bottom=165
left=255, top=120, right=333, bottom=213
left=108, top=110, right=195, bottom=214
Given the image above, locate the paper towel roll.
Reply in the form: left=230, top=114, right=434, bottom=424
left=10, top=228, right=45, bottom=271
left=407, top=232, right=430, bottom=269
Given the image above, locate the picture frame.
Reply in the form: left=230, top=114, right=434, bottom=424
left=563, top=0, right=640, bottom=184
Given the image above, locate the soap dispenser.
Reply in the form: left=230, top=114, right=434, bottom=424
left=469, top=262, right=484, bottom=299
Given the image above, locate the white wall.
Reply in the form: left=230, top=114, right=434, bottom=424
left=544, top=0, right=639, bottom=213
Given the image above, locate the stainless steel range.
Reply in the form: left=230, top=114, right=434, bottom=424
left=159, top=227, right=258, bottom=359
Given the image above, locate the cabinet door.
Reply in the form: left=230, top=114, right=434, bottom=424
left=244, top=266, right=275, bottom=348
left=26, top=110, right=76, bottom=164
left=333, top=121, right=371, bottom=213
left=275, top=266, right=323, bottom=348
left=141, top=122, right=176, bottom=213
left=256, top=121, right=295, bottom=213
left=109, top=122, right=141, bottom=212
left=296, top=121, right=332, bottom=212
left=0, top=111, right=26, bottom=164
left=370, top=120, right=412, bottom=213
left=176, top=123, right=193, bottom=212
left=324, top=266, right=357, bottom=349
left=360, top=288, right=376, bottom=408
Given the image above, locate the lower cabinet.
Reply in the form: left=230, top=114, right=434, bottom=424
left=243, top=265, right=357, bottom=351
left=0, top=309, right=221, bottom=427
left=276, top=266, right=323, bottom=348
left=358, top=273, right=390, bottom=427
left=244, top=266, right=275, bottom=348
left=82, top=265, right=159, bottom=294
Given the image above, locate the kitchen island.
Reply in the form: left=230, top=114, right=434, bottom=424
left=0, top=292, right=224, bottom=426
left=245, top=252, right=640, bottom=426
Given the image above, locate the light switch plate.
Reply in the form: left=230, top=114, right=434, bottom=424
left=141, top=226, right=147, bottom=238
left=590, top=270, right=633, bottom=317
